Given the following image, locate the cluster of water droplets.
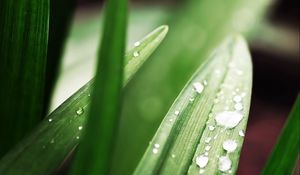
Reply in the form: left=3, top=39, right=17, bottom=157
left=194, top=68, right=248, bottom=174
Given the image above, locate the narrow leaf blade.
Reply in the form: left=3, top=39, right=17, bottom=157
left=262, top=94, right=300, bottom=175
left=135, top=35, right=252, bottom=175
left=0, top=25, right=168, bottom=175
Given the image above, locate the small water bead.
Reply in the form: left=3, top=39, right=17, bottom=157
left=133, top=51, right=140, bottom=57
left=152, top=148, right=159, bottom=154
left=218, top=156, right=232, bottom=172
left=208, top=125, right=215, bottom=131
left=78, top=126, right=83, bottom=130
left=48, top=118, right=53, bottom=122
left=154, top=143, right=160, bottom=148
left=223, top=139, right=237, bottom=152
left=204, top=152, right=209, bottom=156
left=134, top=41, right=140, bottom=47
left=193, top=82, right=204, bottom=94
left=233, top=95, right=242, bottom=103
left=215, top=111, right=243, bottom=128
left=203, top=80, right=208, bottom=86
left=199, top=169, right=205, bottom=174
left=239, top=130, right=245, bottom=137
left=234, top=103, right=243, bottom=111
left=174, top=110, right=180, bottom=115
left=241, top=92, right=246, bottom=97
left=205, top=145, right=211, bottom=151
left=169, top=118, right=174, bottom=122
left=189, top=97, right=195, bottom=102
left=76, top=136, right=80, bottom=139
left=171, top=154, right=176, bottom=158
left=229, top=170, right=232, bottom=173
left=76, top=107, right=84, bottom=115
left=205, top=137, right=212, bottom=143
left=196, top=155, right=209, bottom=168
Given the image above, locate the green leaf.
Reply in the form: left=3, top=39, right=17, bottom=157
left=44, top=0, right=77, bottom=113
left=69, top=0, right=128, bottom=174
left=0, top=0, right=49, bottom=156
left=111, top=0, right=271, bottom=174
left=135, top=35, right=252, bottom=175
left=0, top=25, right=168, bottom=175
left=262, top=94, right=300, bottom=175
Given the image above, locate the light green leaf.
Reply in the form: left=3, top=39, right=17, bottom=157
left=262, top=94, right=300, bottom=175
left=135, top=35, right=252, bottom=175
left=0, top=25, right=168, bottom=175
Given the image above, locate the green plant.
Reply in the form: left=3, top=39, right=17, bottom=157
left=0, top=0, right=298, bottom=174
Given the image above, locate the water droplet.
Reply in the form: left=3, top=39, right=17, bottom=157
left=152, top=148, right=158, bottom=154
left=239, top=130, right=245, bottom=137
left=241, top=92, right=246, bottom=97
left=154, top=143, right=160, bottom=148
left=204, top=152, right=209, bottom=156
left=134, top=41, right=140, bottom=47
left=208, top=125, right=215, bottom=131
left=205, top=145, right=211, bottom=151
left=233, top=95, right=242, bottom=103
left=48, top=118, right=53, bottom=122
left=169, top=118, right=174, bottom=122
left=234, top=103, right=243, bottom=111
left=193, top=82, right=204, bottom=94
left=189, top=97, right=195, bottom=102
left=229, top=170, right=232, bottom=173
left=76, top=136, right=80, bottom=139
left=215, top=111, right=243, bottom=128
left=218, top=156, right=232, bottom=172
left=205, top=137, right=212, bottom=143
left=133, top=51, right=140, bottom=57
left=223, top=140, right=237, bottom=152
left=174, top=110, right=180, bottom=115
left=171, top=154, right=176, bottom=158
left=78, top=126, right=83, bottom=130
left=87, top=94, right=91, bottom=97
left=199, top=169, right=205, bottom=174
left=203, top=80, right=208, bottom=86
left=214, top=134, right=218, bottom=140
left=196, top=155, right=209, bottom=168
left=76, top=107, right=84, bottom=115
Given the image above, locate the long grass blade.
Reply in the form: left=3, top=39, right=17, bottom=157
left=111, top=0, right=271, bottom=174
left=69, top=0, right=128, bottom=174
left=262, top=94, right=300, bottom=175
left=0, top=25, right=168, bottom=175
left=0, top=0, right=49, bottom=156
left=135, top=35, right=252, bottom=175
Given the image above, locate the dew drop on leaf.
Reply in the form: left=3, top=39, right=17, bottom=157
left=215, top=111, right=243, bottom=128
left=193, top=82, right=204, bottom=94
left=205, top=137, right=212, bottom=143
left=134, top=41, right=140, bottom=47
left=133, top=51, right=140, bottom=57
left=174, top=110, right=180, bottom=115
left=208, top=125, right=215, bottom=131
left=76, top=107, right=84, bottom=115
left=234, top=103, right=243, bottom=111
left=223, top=139, right=237, bottom=152
left=196, top=155, right=209, bottom=168
left=239, top=130, right=245, bottom=137
left=218, top=156, right=232, bottom=172
left=233, top=95, right=242, bottom=103
left=152, top=148, right=158, bottom=154
left=48, top=118, right=53, bottom=122
left=154, top=143, right=160, bottom=148
left=205, top=145, right=211, bottom=151
left=78, top=126, right=83, bottom=130
left=199, top=169, right=205, bottom=174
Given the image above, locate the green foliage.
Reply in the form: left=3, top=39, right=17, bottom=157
left=0, top=26, right=168, bottom=175
left=135, top=35, right=252, bottom=175
left=0, top=0, right=49, bottom=156
left=262, top=95, right=300, bottom=175
left=111, top=0, right=271, bottom=174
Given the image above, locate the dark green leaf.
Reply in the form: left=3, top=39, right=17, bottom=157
left=262, top=94, right=300, bottom=175
left=0, top=0, right=49, bottom=156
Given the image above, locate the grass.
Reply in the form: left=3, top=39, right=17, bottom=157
left=135, top=35, right=252, bottom=174
left=0, top=0, right=298, bottom=174
left=0, top=0, right=49, bottom=157
left=262, top=94, right=300, bottom=175
left=0, top=25, right=168, bottom=175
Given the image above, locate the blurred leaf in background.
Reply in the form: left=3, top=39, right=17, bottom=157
left=0, top=0, right=49, bottom=157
